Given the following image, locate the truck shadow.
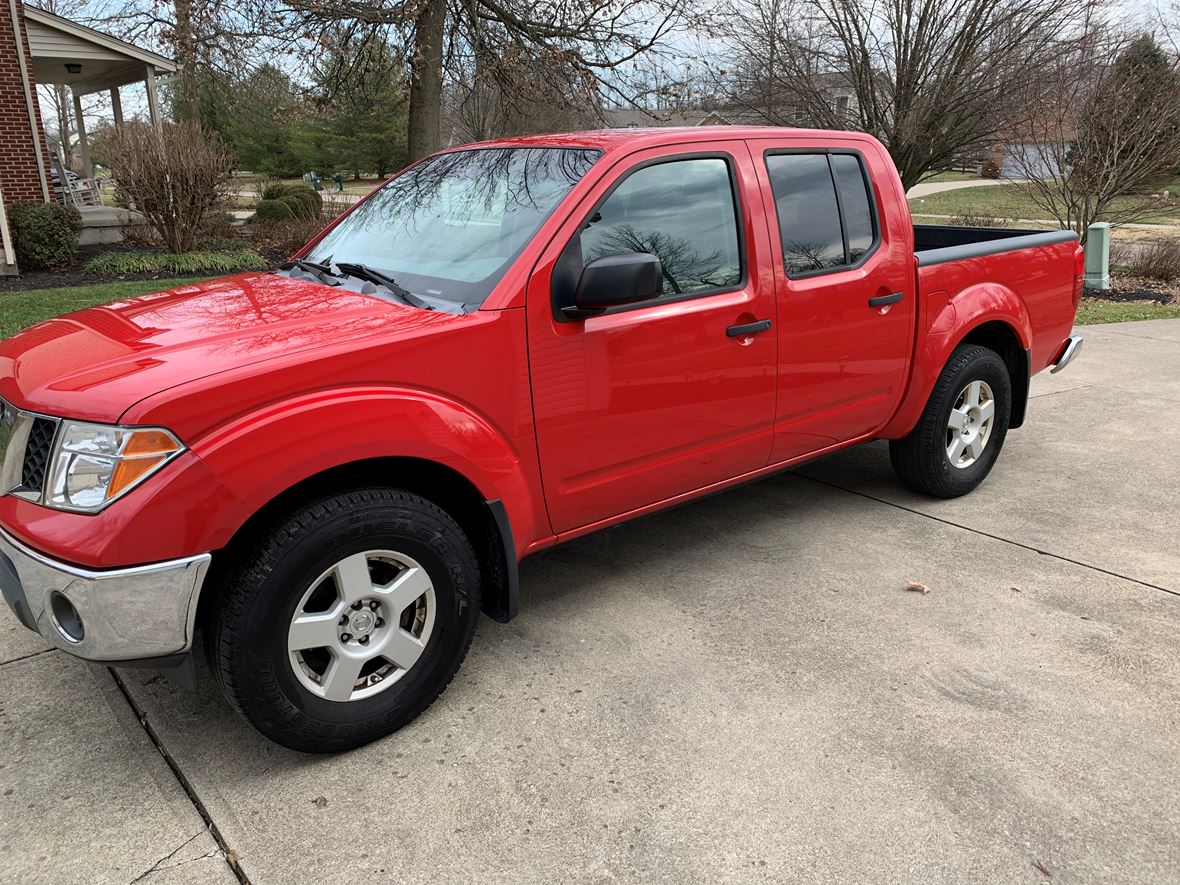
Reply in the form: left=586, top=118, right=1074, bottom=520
left=516, top=442, right=891, bottom=615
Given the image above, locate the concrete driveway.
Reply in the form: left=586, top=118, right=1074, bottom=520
left=3, top=319, right=1179, bottom=885
left=905, top=177, right=1022, bottom=198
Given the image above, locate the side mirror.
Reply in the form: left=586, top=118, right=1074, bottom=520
left=562, top=252, right=663, bottom=320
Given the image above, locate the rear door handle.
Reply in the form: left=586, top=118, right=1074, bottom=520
left=868, top=292, right=904, bottom=308
left=726, top=319, right=772, bottom=338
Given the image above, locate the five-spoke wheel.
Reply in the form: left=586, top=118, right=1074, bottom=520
left=945, top=379, right=996, bottom=469
left=288, top=551, right=436, bottom=702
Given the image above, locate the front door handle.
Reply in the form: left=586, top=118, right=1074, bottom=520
left=726, top=318, right=772, bottom=338
left=868, top=292, right=904, bottom=308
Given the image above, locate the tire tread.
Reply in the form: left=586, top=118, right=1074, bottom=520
left=889, top=344, right=1011, bottom=498
left=206, top=487, right=480, bottom=752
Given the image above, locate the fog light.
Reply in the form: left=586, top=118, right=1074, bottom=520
left=49, top=592, right=84, bottom=643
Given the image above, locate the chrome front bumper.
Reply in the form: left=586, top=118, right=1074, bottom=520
left=0, top=526, right=210, bottom=662
left=1050, top=335, right=1084, bottom=374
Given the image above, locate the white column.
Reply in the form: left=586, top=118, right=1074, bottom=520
left=72, top=89, right=93, bottom=179
left=144, top=64, right=162, bottom=128
left=110, top=87, right=123, bottom=126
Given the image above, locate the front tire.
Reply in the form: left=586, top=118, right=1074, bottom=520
left=206, top=488, right=480, bottom=753
left=889, top=344, right=1012, bottom=498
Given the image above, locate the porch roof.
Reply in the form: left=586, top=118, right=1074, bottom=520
left=23, top=6, right=176, bottom=95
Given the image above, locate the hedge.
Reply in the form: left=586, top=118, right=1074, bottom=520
left=83, top=249, right=267, bottom=275
left=259, top=183, right=323, bottom=220
left=254, top=198, right=295, bottom=222
left=278, top=190, right=320, bottom=220
left=5, top=202, right=83, bottom=270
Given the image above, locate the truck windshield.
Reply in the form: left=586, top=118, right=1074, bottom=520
left=304, top=147, right=601, bottom=308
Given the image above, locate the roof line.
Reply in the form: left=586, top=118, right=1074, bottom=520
left=23, top=6, right=177, bottom=72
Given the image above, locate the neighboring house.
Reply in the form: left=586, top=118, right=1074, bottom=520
left=1000, top=142, right=1063, bottom=179
left=603, top=75, right=861, bottom=132
left=601, top=107, right=765, bottom=129
left=995, top=117, right=1076, bottom=179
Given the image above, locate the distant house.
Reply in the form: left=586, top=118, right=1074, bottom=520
left=993, top=116, right=1076, bottom=179
left=601, top=107, right=763, bottom=129
left=602, top=75, right=861, bottom=132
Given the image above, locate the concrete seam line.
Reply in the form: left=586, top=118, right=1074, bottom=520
left=1028, top=384, right=1095, bottom=400
left=107, top=668, right=252, bottom=885
left=790, top=472, right=1179, bottom=599
left=0, top=647, right=57, bottom=667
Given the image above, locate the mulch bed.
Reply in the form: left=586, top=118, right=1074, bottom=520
left=0, top=239, right=283, bottom=292
left=1085, top=275, right=1180, bottom=304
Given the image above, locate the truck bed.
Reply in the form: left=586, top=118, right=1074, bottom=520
left=914, top=224, right=1077, bottom=265
left=914, top=224, right=1081, bottom=380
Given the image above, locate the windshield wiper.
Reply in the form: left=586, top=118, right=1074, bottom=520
left=333, top=262, right=436, bottom=311
left=280, top=257, right=340, bottom=285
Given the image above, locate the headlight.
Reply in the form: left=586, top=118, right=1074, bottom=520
left=45, top=422, right=183, bottom=513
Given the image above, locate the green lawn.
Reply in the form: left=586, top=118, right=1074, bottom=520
left=1075, top=299, right=1180, bottom=325
left=0, top=278, right=213, bottom=339
left=910, top=182, right=1180, bottom=225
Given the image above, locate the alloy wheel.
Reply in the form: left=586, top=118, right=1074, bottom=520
left=287, top=550, right=436, bottom=702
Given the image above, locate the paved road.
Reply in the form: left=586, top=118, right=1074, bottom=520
left=3, top=320, right=1179, bottom=884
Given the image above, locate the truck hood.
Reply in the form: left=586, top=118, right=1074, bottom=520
left=0, top=272, right=445, bottom=423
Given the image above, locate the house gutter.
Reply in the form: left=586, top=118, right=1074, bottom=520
left=9, top=0, right=51, bottom=203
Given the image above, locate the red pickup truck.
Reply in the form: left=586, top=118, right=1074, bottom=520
left=0, top=128, right=1083, bottom=751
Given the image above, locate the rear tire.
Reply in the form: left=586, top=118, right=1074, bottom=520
left=206, top=488, right=480, bottom=753
left=889, top=344, right=1012, bottom=498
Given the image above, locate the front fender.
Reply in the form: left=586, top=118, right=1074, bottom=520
left=881, top=283, right=1031, bottom=439
left=191, top=387, right=548, bottom=560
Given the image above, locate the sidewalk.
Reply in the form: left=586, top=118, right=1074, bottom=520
left=905, top=177, right=1021, bottom=198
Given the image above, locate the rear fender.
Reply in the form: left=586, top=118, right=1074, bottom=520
left=881, top=283, right=1031, bottom=439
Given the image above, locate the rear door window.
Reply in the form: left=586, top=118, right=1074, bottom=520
left=764, top=152, right=878, bottom=276
left=831, top=154, right=875, bottom=262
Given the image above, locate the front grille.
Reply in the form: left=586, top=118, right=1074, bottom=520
left=21, top=417, right=57, bottom=493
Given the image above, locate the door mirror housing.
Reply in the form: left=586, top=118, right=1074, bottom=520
left=562, top=252, right=663, bottom=319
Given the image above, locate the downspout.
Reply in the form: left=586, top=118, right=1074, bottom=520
left=0, top=189, right=17, bottom=271
left=9, top=0, right=51, bottom=202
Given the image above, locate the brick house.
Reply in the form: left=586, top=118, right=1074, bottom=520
left=0, top=0, right=174, bottom=272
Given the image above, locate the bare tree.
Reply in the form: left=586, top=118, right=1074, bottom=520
left=105, top=123, right=237, bottom=252
left=283, top=0, right=694, bottom=161
left=448, top=42, right=600, bottom=143
left=1007, top=31, right=1180, bottom=240
left=95, top=0, right=294, bottom=124
left=717, top=0, right=1093, bottom=190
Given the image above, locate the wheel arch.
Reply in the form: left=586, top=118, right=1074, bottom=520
left=883, top=286, right=1032, bottom=438
left=198, top=456, right=519, bottom=637
left=957, top=319, right=1030, bottom=429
